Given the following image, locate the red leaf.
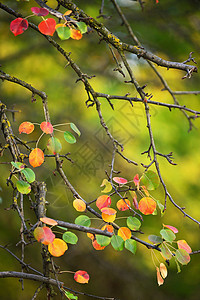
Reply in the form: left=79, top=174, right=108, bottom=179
left=177, top=240, right=192, bottom=254
left=38, top=18, right=56, bottom=36
left=31, top=7, right=49, bottom=16
left=96, top=195, right=111, bottom=210
left=138, top=197, right=156, bottom=215
left=34, top=226, right=55, bottom=245
left=70, top=29, right=82, bottom=40
left=40, top=121, right=53, bottom=134
left=163, top=224, right=178, bottom=234
left=29, top=148, right=44, bottom=167
left=19, top=121, right=34, bottom=134
left=10, top=18, right=29, bottom=36
left=74, top=270, right=89, bottom=284
left=92, top=239, right=106, bottom=250
left=133, top=174, right=140, bottom=189
left=113, top=177, right=127, bottom=185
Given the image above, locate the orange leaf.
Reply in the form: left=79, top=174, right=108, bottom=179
left=48, top=238, right=68, bottom=257
left=34, top=226, right=55, bottom=245
left=156, top=267, right=164, bottom=286
left=40, top=121, right=53, bottom=134
left=70, top=29, right=82, bottom=40
left=118, top=227, right=131, bottom=241
left=101, top=207, right=117, bottom=223
left=163, top=224, right=178, bottom=234
left=159, top=263, right=167, bottom=279
left=87, top=233, right=95, bottom=241
left=63, top=10, right=72, bottom=16
left=29, top=148, right=44, bottom=167
left=177, top=240, right=192, bottom=254
left=138, top=197, right=156, bottom=215
left=74, top=270, right=89, bottom=284
left=113, top=177, right=127, bottom=185
left=116, top=199, right=131, bottom=211
left=40, top=217, right=58, bottom=226
left=101, top=224, right=114, bottom=233
left=92, top=239, right=106, bottom=250
left=96, top=195, right=111, bottom=210
left=141, top=185, right=150, bottom=196
left=19, top=121, right=34, bottom=134
left=73, top=198, right=86, bottom=212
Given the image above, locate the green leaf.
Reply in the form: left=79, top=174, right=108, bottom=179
left=76, top=22, right=87, bottom=33
left=16, top=180, right=31, bottom=194
left=57, top=226, right=68, bottom=231
left=62, top=231, right=78, bottom=244
left=75, top=215, right=91, bottom=227
left=70, top=123, right=81, bottom=136
left=156, top=200, right=165, bottom=216
left=175, top=258, right=181, bottom=273
left=21, top=168, right=35, bottom=183
left=11, top=161, right=25, bottom=170
left=125, top=239, right=137, bottom=254
left=96, top=235, right=111, bottom=247
left=56, top=25, right=71, bottom=40
left=111, top=235, right=124, bottom=251
left=64, top=131, right=76, bottom=144
left=160, top=229, right=176, bottom=243
left=64, top=290, right=78, bottom=300
left=127, top=216, right=141, bottom=231
left=175, top=249, right=190, bottom=265
left=47, top=137, right=62, bottom=154
left=140, top=170, right=159, bottom=190
left=148, top=235, right=163, bottom=244
left=160, top=243, right=172, bottom=260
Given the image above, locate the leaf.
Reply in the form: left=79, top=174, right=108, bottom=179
left=177, top=240, right=192, bottom=254
left=118, top=227, right=131, bottom=241
left=64, top=131, right=76, bottom=144
left=160, top=229, right=176, bottom=243
left=101, top=207, right=117, bottom=223
left=75, top=215, right=91, bottom=227
left=29, top=148, right=44, bottom=167
left=140, top=170, right=159, bottom=190
left=64, top=290, right=78, bottom=300
left=160, top=243, right=172, bottom=260
left=40, top=217, right=58, bottom=226
left=16, top=180, right=31, bottom=194
left=113, top=177, right=127, bottom=185
left=70, top=29, right=82, bottom=40
left=141, top=185, right=150, bottom=196
left=11, top=162, right=25, bottom=170
left=10, top=18, right=29, bottom=36
left=19, top=121, right=34, bottom=134
left=63, top=10, right=73, bottom=16
left=70, top=123, right=81, bottom=136
left=175, top=258, right=181, bottom=273
left=175, top=249, right=190, bottom=265
left=96, top=235, right=111, bottom=247
left=148, top=235, right=163, bottom=244
left=34, top=226, right=55, bottom=245
left=38, top=18, right=56, bottom=36
left=100, top=178, right=112, bottom=193
left=160, top=263, right=167, bottom=279
left=76, top=22, right=87, bottom=34
left=125, top=239, right=137, bottom=254
left=156, top=200, right=165, bottom=215
left=48, top=238, right=68, bottom=257
left=74, top=270, right=89, bottom=284
left=62, top=231, right=78, bottom=244
left=133, top=174, right=140, bottom=189
left=156, top=267, right=164, bottom=286
left=111, top=235, right=124, bottom=251
left=57, top=226, right=68, bottom=231
left=73, top=198, right=86, bottom=212
left=47, top=137, right=62, bottom=154
left=31, top=7, right=49, bottom=16
left=96, top=195, right=111, bottom=210
left=127, top=216, right=141, bottom=231
left=101, top=224, right=114, bottom=233
left=56, top=24, right=71, bottom=40
left=21, top=168, right=35, bottom=183
left=138, top=197, right=156, bottom=215
left=129, top=191, right=138, bottom=209
left=92, top=239, right=106, bottom=250
left=40, top=121, right=53, bottom=134
left=163, top=224, right=178, bottom=233
left=87, top=233, right=95, bottom=241
left=116, top=199, right=131, bottom=211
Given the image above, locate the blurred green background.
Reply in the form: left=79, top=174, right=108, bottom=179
left=1, top=0, right=200, bottom=299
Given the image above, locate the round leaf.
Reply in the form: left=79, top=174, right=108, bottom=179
left=96, top=235, right=111, bottom=247
left=117, top=199, right=131, bottom=211
left=160, top=229, right=176, bottom=243
left=21, top=168, right=35, bottom=183
left=29, top=148, right=44, bottom=168
left=70, top=29, right=82, bottom=40
left=62, top=231, right=78, bottom=244
left=34, top=226, right=55, bottom=245
left=40, top=121, right=53, bottom=134
left=125, top=239, right=137, bottom=254
left=96, top=195, right=111, bottom=210
left=76, top=22, right=87, bottom=33
left=10, top=18, right=29, bottom=36
left=127, top=216, right=141, bottom=231
left=148, top=235, right=163, bottom=244
left=16, top=180, right=31, bottom=194
left=138, top=197, right=156, bottom=215
left=47, top=137, right=62, bottom=154
left=113, top=177, right=127, bottom=185
left=56, top=24, right=71, bottom=40
left=140, top=170, right=159, bottom=190
left=111, top=235, right=124, bottom=251
left=64, top=131, right=76, bottom=144
left=175, top=249, right=190, bottom=265
left=40, top=217, right=58, bottom=226
left=118, top=227, right=131, bottom=241
left=19, top=121, right=34, bottom=134
left=48, top=238, right=68, bottom=257
left=177, top=240, right=192, bottom=254
left=92, top=239, right=106, bottom=250
left=75, top=215, right=91, bottom=227
left=74, top=270, right=89, bottom=284
left=73, top=199, right=86, bottom=212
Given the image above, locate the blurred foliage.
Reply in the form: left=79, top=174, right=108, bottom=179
left=1, top=0, right=200, bottom=299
